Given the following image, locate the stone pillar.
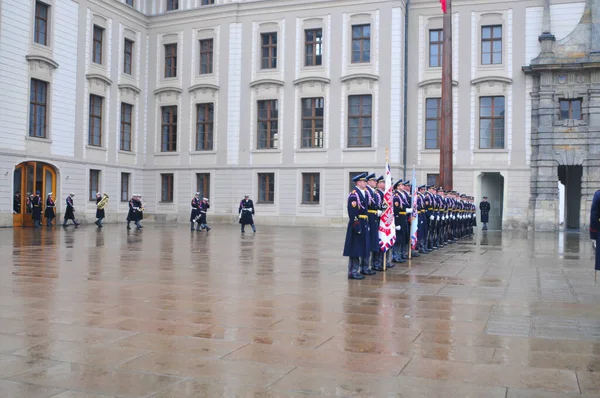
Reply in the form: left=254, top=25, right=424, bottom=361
left=584, top=70, right=600, bottom=229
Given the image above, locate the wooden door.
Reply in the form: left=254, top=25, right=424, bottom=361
left=12, top=164, right=25, bottom=227
left=42, top=165, right=57, bottom=222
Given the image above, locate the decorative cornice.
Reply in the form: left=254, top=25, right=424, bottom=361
left=86, top=73, right=113, bottom=85
left=153, top=86, right=183, bottom=95
left=26, top=54, right=59, bottom=69
left=293, top=76, right=331, bottom=86
left=340, top=73, right=379, bottom=83
left=249, top=78, right=285, bottom=88
left=417, top=78, right=459, bottom=87
left=188, top=83, right=220, bottom=92
left=118, top=83, right=141, bottom=94
left=470, top=76, right=513, bottom=86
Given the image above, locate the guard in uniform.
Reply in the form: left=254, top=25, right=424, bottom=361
left=63, top=193, right=79, bottom=227
left=13, top=191, right=21, bottom=214
left=126, top=194, right=142, bottom=230
left=45, top=192, right=55, bottom=226
left=417, top=185, right=429, bottom=254
left=364, top=173, right=380, bottom=273
left=343, top=173, right=370, bottom=280
left=95, top=192, right=105, bottom=227
left=198, top=197, right=211, bottom=232
left=190, top=193, right=201, bottom=231
left=376, top=176, right=394, bottom=269
left=31, top=191, right=42, bottom=228
left=239, top=194, right=256, bottom=233
left=590, top=190, right=600, bottom=273
left=480, top=196, right=490, bottom=230
left=403, top=181, right=419, bottom=258
left=425, top=185, right=437, bottom=251
left=392, top=180, right=406, bottom=263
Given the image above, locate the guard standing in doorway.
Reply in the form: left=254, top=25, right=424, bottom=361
left=480, top=196, right=491, bottom=230
left=31, top=191, right=42, bottom=228
left=45, top=192, right=55, bottom=226
left=590, top=189, right=600, bottom=274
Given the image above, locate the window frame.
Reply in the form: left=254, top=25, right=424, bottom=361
left=559, top=99, right=583, bottom=120
left=427, top=174, right=440, bottom=187
left=196, top=103, right=214, bottom=151
left=301, top=97, right=324, bottom=149
left=34, top=1, right=49, bottom=46
left=160, top=105, right=177, bottom=152
left=201, top=0, right=215, bottom=4
left=92, top=25, right=104, bottom=65
left=89, top=170, right=100, bottom=201
left=429, top=29, right=443, bottom=68
left=199, top=38, right=213, bottom=75
left=425, top=97, right=442, bottom=149
left=260, top=32, right=278, bottom=70
left=347, top=94, right=372, bottom=148
left=166, top=0, right=178, bottom=11
left=88, top=94, right=103, bottom=147
left=258, top=173, right=275, bottom=204
left=196, top=173, right=210, bottom=199
left=120, top=102, right=133, bottom=152
left=121, top=173, right=130, bottom=202
left=29, top=79, right=48, bottom=139
left=479, top=96, right=505, bottom=149
left=164, top=43, right=177, bottom=78
left=257, top=99, right=278, bottom=150
left=481, top=25, right=502, bottom=65
left=301, top=173, right=320, bottom=205
left=161, top=173, right=174, bottom=202
left=304, top=28, right=323, bottom=67
left=125, top=0, right=134, bottom=6
left=351, top=24, right=371, bottom=64
left=123, top=39, right=134, bottom=75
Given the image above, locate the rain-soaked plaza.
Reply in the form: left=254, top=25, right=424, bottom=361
left=1, top=224, right=600, bottom=397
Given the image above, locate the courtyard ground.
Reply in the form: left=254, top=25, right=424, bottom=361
left=1, top=224, right=600, bottom=397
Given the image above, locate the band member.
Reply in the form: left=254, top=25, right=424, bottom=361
left=45, top=192, right=55, bottom=226
left=343, top=173, right=370, bottom=280
left=239, top=194, right=256, bottom=233
left=198, top=197, right=211, bottom=232
left=13, top=191, right=21, bottom=213
left=31, top=191, right=42, bottom=228
left=63, top=193, right=79, bottom=227
left=190, top=193, right=201, bottom=231
left=126, top=194, right=142, bottom=230
left=95, top=193, right=105, bottom=227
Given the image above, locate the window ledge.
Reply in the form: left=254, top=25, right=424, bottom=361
left=155, top=152, right=179, bottom=156
left=343, top=147, right=376, bottom=152
left=190, top=150, right=217, bottom=155
left=420, top=149, right=440, bottom=153
left=473, top=149, right=508, bottom=154
left=119, top=150, right=135, bottom=155
left=301, top=65, right=325, bottom=71
left=296, top=148, right=327, bottom=153
left=26, top=136, right=52, bottom=144
left=86, top=145, right=107, bottom=151
left=256, top=202, right=275, bottom=206
left=251, top=149, right=281, bottom=154
left=300, top=203, right=321, bottom=207
left=477, top=65, right=505, bottom=71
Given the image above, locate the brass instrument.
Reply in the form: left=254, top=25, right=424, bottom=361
left=97, top=194, right=109, bottom=209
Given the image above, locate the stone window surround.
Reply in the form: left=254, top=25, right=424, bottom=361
left=91, top=15, right=109, bottom=68
left=154, top=87, right=181, bottom=154
left=346, top=12, right=376, bottom=70
left=87, top=167, right=104, bottom=203
left=189, top=85, right=218, bottom=153
left=300, top=17, right=326, bottom=71
left=293, top=78, right=330, bottom=153
left=28, top=78, right=50, bottom=140
left=32, top=0, right=54, bottom=50
left=86, top=75, right=112, bottom=149
left=250, top=81, right=284, bottom=154
left=255, top=170, right=278, bottom=209
left=118, top=84, right=140, bottom=155
left=553, top=89, right=589, bottom=127
left=159, top=33, right=180, bottom=83
left=194, top=27, right=219, bottom=79
left=298, top=170, right=324, bottom=209
left=193, top=171, right=212, bottom=200
left=425, top=17, right=443, bottom=71
left=341, top=75, right=379, bottom=151
left=158, top=172, right=175, bottom=204
left=122, top=28, right=138, bottom=78
left=476, top=12, right=506, bottom=70
left=254, top=20, right=284, bottom=80
left=25, top=57, right=57, bottom=142
left=477, top=94, right=506, bottom=150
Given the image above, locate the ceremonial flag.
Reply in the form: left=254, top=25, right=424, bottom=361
left=378, top=163, right=396, bottom=251
left=440, top=0, right=447, bottom=13
left=410, top=168, right=419, bottom=251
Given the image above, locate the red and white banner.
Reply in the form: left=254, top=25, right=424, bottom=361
left=378, top=163, right=396, bottom=251
left=440, top=0, right=447, bottom=13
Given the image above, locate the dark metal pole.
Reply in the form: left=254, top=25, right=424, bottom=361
left=402, top=0, right=410, bottom=181
left=440, top=0, right=453, bottom=190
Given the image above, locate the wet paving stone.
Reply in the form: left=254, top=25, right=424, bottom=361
left=0, top=225, right=599, bottom=396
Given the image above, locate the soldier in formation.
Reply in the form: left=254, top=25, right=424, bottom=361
left=31, top=191, right=42, bottom=228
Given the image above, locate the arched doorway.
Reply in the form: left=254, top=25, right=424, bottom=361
left=13, top=161, right=57, bottom=227
left=480, top=172, right=504, bottom=231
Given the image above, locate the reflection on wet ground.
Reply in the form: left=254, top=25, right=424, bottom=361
left=0, top=225, right=599, bottom=397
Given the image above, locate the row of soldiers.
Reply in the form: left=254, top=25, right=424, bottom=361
left=343, top=172, right=477, bottom=280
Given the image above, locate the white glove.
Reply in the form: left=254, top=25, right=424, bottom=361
left=437, top=216, right=440, bottom=221
left=377, top=210, right=383, bottom=217
left=406, top=208, right=413, bottom=214
left=452, top=216, right=456, bottom=220
left=430, top=215, right=434, bottom=221
left=396, top=226, right=401, bottom=230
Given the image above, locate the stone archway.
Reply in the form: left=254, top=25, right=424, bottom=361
left=13, top=161, right=58, bottom=227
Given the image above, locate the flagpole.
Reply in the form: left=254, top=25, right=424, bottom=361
left=439, top=0, right=453, bottom=191
left=383, top=148, right=389, bottom=272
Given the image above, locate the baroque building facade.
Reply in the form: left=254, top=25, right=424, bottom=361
left=0, top=0, right=595, bottom=231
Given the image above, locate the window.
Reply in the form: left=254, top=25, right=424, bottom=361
left=479, top=96, right=505, bottom=149
left=301, top=98, right=324, bottom=148
left=124, top=39, right=133, bottom=75
left=429, top=29, right=443, bottom=67
left=121, top=173, right=130, bottom=202
left=305, top=29, right=323, bottom=66
left=261, top=32, right=277, bottom=69
left=93, top=25, right=103, bottom=64
left=257, top=100, right=278, bottom=149
left=166, top=0, right=178, bottom=11
left=348, top=95, right=372, bottom=147
left=89, top=95, right=103, bottom=147
left=196, top=173, right=210, bottom=199
left=164, top=43, right=177, bottom=78
left=302, top=173, right=320, bottom=204
left=351, top=24, right=371, bottom=63
left=126, top=0, right=134, bottom=6
left=34, top=2, right=49, bottom=46
left=258, top=173, right=275, bottom=203
left=482, top=25, right=502, bottom=65
left=199, top=39, right=213, bottom=74
left=161, top=174, right=174, bottom=202
left=161, top=106, right=177, bottom=152
left=120, top=103, right=133, bottom=151
left=89, top=170, right=100, bottom=201
left=560, top=99, right=583, bottom=120
left=427, top=174, right=439, bottom=187
left=201, top=0, right=214, bottom=4
left=349, top=172, right=367, bottom=192
left=29, top=79, right=48, bottom=138
left=196, top=103, right=214, bottom=151
left=425, top=98, right=441, bottom=149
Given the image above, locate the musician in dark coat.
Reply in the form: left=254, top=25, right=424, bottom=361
left=62, top=193, right=79, bottom=227
left=44, top=192, right=55, bottom=226
left=238, top=195, right=256, bottom=233
left=480, top=196, right=491, bottom=230
left=31, top=191, right=42, bottom=228
left=13, top=191, right=21, bottom=213
left=343, top=173, right=370, bottom=280
left=126, top=194, right=142, bottom=230
left=95, top=193, right=105, bottom=227
left=590, top=190, right=600, bottom=272
left=198, top=197, right=211, bottom=232
left=190, top=193, right=201, bottom=231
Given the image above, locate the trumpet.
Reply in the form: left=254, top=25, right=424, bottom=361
left=97, top=194, right=109, bottom=209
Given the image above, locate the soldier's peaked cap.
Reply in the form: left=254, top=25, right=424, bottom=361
left=393, top=179, right=403, bottom=188
left=377, top=175, right=384, bottom=182
left=352, top=172, right=368, bottom=182
left=418, top=185, right=426, bottom=189
left=366, top=173, right=377, bottom=181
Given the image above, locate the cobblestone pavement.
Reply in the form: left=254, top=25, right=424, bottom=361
left=1, top=224, right=599, bottom=397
